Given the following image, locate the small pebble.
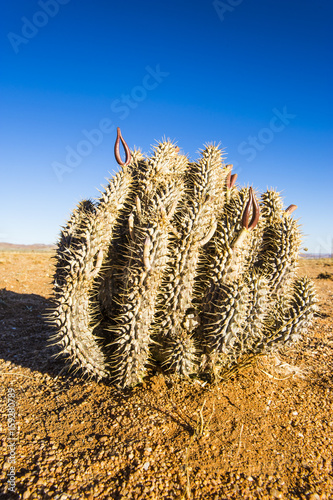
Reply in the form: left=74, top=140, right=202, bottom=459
left=271, top=488, right=283, bottom=499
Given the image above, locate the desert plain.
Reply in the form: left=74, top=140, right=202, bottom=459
left=0, top=249, right=332, bottom=499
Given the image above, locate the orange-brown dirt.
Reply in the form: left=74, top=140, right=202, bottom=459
left=0, top=251, right=332, bottom=499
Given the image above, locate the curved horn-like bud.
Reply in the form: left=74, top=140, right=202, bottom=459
left=128, top=212, right=134, bottom=239
left=242, top=187, right=260, bottom=231
left=248, top=189, right=260, bottom=230
left=114, top=127, right=131, bottom=167
left=229, top=173, right=238, bottom=188
left=226, top=163, right=236, bottom=189
left=242, top=188, right=253, bottom=230
left=199, top=221, right=217, bottom=247
left=285, top=204, right=297, bottom=215
left=143, top=236, right=152, bottom=271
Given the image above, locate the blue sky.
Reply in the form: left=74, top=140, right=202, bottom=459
left=1, top=0, right=332, bottom=253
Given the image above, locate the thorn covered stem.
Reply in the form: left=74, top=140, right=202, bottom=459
left=226, top=166, right=237, bottom=189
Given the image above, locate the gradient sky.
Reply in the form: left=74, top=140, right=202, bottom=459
left=1, top=0, right=332, bottom=253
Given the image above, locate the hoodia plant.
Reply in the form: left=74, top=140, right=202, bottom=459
left=49, top=128, right=317, bottom=388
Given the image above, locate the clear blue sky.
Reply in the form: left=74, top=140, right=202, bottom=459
left=1, top=0, right=332, bottom=254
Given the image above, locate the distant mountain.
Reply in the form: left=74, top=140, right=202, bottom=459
left=0, top=242, right=56, bottom=252
left=0, top=243, right=330, bottom=258
left=300, top=253, right=332, bottom=259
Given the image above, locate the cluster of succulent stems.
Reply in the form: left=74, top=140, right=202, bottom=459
left=49, top=128, right=317, bottom=388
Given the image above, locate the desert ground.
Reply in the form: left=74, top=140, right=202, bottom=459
left=0, top=250, right=332, bottom=499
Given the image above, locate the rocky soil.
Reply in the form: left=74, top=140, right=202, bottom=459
left=0, top=251, right=332, bottom=499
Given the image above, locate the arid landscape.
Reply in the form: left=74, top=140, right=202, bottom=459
left=0, top=249, right=332, bottom=499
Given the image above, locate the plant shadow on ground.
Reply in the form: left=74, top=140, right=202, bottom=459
left=0, top=287, right=190, bottom=416
left=0, top=288, right=74, bottom=381
left=0, top=288, right=149, bottom=434
left=0, top=284, right=332, bottom=394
